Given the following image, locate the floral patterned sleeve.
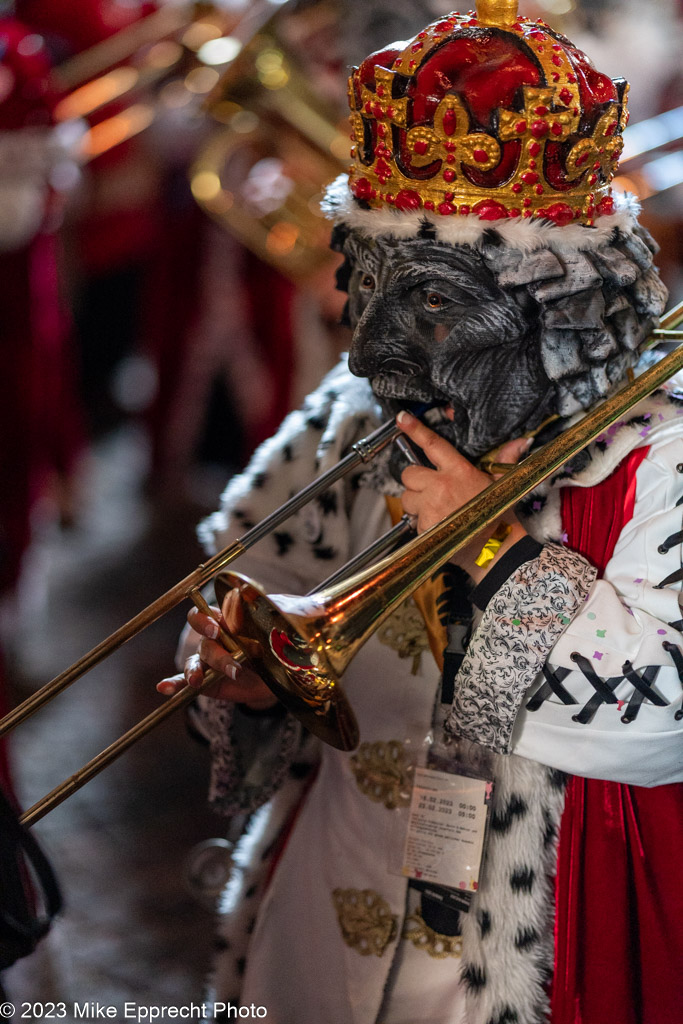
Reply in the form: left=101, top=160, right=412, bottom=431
left=446, top=543, right=597, bottom=753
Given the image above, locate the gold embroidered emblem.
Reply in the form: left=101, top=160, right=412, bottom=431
left=402, top=911, right=463, bottom=959
left=377, top=598, right=429, bottom=674
left=332, top=888, right=398, bottom=957
left=350, top=741, right=412, bottom=809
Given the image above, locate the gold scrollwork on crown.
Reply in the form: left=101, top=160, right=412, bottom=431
left=565, top=104, right=623, bottom=183
left=350, top=740, right=413, bottom=809
left=402, top=911, right=463, bottom=959
left=359, top=68, right=409, bottom=129
left=332, top=888, right=398, bottom=957
left=406, top=95, right=500, bottom=174
left=498, top=86, right=580, bottom=147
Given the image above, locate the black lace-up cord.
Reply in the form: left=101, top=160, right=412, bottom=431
left=569, top=653, right=622, bottom=724
left=620, top=663, right=665, bottom=723
left=662, top=641, right=683, bottom=720
left=526, top=665, right=576, bottom=711
left=657, top=529, right=683, bottom=554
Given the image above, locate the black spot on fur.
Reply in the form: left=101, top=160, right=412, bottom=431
left=486, top=1008, right=519, bottom=1024
left=306, top=414, right=326, bottom=431
left=566, top=449, right=592, bottom=475
left=246, top=917, right=256, bottom=935
left=283, top=444, right=294, bottom=462
left=318, top=490, right=338, bottom=515
left=515, top=926, right=540, bottom=950
left=252, top=472, right=268, bottom=489
left=417, top=219, right=437, bottom=240
left=313, top=545, right=336, bottom=560
left=274, top=531, right=294, bottom=556
left=236, top=957, right=246, bottom=976
left=490, top=795, right=528, bottom=833
left=350, top=473, right=363, bottom=491
left=462, top=964, right=487, bottom=991
left=245, top=884, right=257, bottom=898
left=548, top=768, right=568, bottom=791
left=233, top=509, right=246, bottom=520
left=542, top=808, right=557, bottom=848
left=242, top=520, right=255, bottom=531
left=213, top=937, right=230, bottom=951
left=483, top=228, right=503, bottom=247
left=510, top=867, right=535, bottom=893
left=478, top=909, right=491, bottom=939
left=518, top=492, right=547, bottom=517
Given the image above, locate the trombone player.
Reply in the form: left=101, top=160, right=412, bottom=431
left=159, top=3, right=682, bottom=1021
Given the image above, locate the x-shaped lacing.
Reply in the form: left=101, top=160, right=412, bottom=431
left=527, top=649, right=682, bottom=723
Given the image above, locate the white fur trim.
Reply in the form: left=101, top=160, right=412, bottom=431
left=322, top=174, right=642, bottom=254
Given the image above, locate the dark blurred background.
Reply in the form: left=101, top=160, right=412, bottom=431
left=0, top=0, right=681, bottom=1014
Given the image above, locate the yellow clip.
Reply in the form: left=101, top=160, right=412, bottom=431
left=474, top=522, right=512, bottom=568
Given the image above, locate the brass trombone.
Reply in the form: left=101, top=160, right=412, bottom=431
left=8, top=301, right=683, bottom=826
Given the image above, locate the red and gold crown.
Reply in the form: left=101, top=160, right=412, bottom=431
left=344, top=0, right=628, bottom=227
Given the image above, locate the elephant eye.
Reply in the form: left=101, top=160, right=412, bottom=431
left=360, top=273, right=375, bottom=290
left=426, top=292, right=444, bottom=309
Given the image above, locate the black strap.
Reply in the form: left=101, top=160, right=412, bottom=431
left=470, top=537, right=543, bottom=612
left=0, top=787, right=62, bottom=969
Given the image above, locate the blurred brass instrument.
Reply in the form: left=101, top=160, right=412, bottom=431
left=188, top=29, right=350, bottom=280
left=48, top=1, right=306, bottom=164
left=4, top=301, right=683, bottom=825
left=49, top=3, right=232, bottom=155
left=46, top=0, right=350, bottom=277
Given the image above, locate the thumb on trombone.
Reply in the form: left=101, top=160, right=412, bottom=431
left=156, top=588, right=278, bottom=710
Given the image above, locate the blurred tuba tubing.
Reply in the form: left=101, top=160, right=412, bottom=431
left=11, top=300, right=683, bottom=826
